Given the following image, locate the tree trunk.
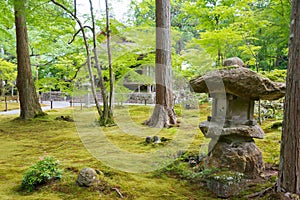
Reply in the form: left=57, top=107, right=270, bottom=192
left=0, top=79, right=3, bottom=97
left=14, top=0, right=44, bottom=119
left=144, top=0, right=177, bottom=128
left=277, top=0, right=300, bottom=194
left=105, top=0, right=114, bottom=120
left=89, top=0, right=111, bottom=125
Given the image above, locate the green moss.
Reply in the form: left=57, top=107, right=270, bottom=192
left=219, top=65, right=240, bottom=70
left=0, top=104, right=283, bottom=199
left=254, top=119, right=281, bottom=165
left=208, top=171, right=244, bottom=184
left=0, top=107, right=216, bottom=199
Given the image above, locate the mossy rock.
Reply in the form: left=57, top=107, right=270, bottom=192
left=206, top=171, right=245, bottom=198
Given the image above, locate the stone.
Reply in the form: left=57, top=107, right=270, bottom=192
left=200, top=122, right=264, bottom=139
left=77, top=168, right=98, bottom=187
left=145, top=136, right=152, bottom=143
left=55, top=115, right=74, bottom=122
left=153, top=135, right=161, bottom=143
left=189, top=157, right=198, bottom=167
left=206, top=140, right=264, bottom=178
left=206, top=171, right=245, bottom=198
left=223, top=57, right=244, bottom=67
left=190, top=67, right=285, bottom=100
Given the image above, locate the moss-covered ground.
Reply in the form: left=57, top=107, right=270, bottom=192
left=0, top=103, right=282, bottom=199
left=0, top=101, right=19, bottom=111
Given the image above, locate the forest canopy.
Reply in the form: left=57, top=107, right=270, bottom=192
left=0, top=0, right=290, bottom=94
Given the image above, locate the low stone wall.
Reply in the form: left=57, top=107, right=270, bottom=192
left=126, top=93, right=155, bottom=104
left=41, top=92, right=67, bottom=101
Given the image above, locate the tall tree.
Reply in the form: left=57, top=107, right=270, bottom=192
left=14, top=0, right=44, bottom=119
left=51, top=0, right=114, bottom=125
left=144, top=0, right=177, bottom=128
left=50, top=0, right=103, bottom=120
left=277, top=0, right=300, bottom=194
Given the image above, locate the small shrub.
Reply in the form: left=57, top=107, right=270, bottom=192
left=260, top=69, right=287, bottom=82
left=21, top=156, right=62, bottom=192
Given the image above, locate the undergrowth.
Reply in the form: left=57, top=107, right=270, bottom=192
left=21, top=156, right=62, bottom=192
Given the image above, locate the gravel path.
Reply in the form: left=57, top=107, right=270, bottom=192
left=0, top=101, right=154, bottom=115
left=0, top=101, right=71, bottom=115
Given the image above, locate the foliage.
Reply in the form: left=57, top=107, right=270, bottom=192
left=130, top=0, right=156, bottom=26
left=0, top=59, right=17, bottom=84
left=21, top=156, right=62, bottom=192
left=130, top=0, right=290, bottom=72
left=260, top=69, right=287, bottom=82
left=0, top=0, right=291, bottom=101
left=0, top=0, right=15, bottom=59
left=179, top=42, right=214, bottom=78
left=35, top=52, right=86, bottom=94
left=182, top=0, right=290, bottom=69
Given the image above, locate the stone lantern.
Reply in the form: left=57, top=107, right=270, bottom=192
left=190, top=66, right=285, bottom=178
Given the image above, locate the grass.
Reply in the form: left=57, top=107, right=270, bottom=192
left=0, top=103, right=282, bottom=199
left=0, top=101, right=19, bottom=111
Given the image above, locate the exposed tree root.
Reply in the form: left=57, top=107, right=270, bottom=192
left=143, top=105, right=177, bottom=128
left=244, top=185, right=275, bottom=198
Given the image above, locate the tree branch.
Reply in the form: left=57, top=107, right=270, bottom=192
left=89, top=0, right=96, bottom=48
left=3, top=54, right=16, bottom=61
left=68, top=29, right=81, bottom=44
left=74, top=0, right=76, bottom=17
left=68, top=26, right=93, bottom=44
left=67, top=61, right=86, bottom=82
left=50, top=0, right=80, bottom=30
left=50, top=0, right=93, bottom=43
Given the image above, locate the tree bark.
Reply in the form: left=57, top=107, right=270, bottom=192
left=14, top=0, right=44, bottom=119
left=277, top=0, right=300, bottom=194
left=144, top=0, right=177, bottom=128
left=105, top=0, right=114, bottom=120
left=0, top=79, right=3, bottom=97
left=89, top=0, right=111, bottom=125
